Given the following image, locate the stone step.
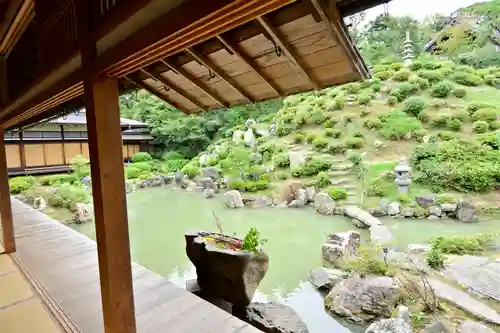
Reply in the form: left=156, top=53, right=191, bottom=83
left=347, top=192, right=357, bottom=196
left=342, top=185, right=357, bottom=190
left=329, top=179, right=350, bottom=186
left=330, top=164, right=351, bottom=171
left=328, top=171, right=349, bottom=177
left=330, top=159, right=348, bottom=163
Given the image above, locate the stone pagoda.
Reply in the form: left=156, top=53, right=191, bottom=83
left=401, top=30, right=415, bottom=66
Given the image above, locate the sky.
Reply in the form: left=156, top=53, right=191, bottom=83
left=363, top=0, right=487, bottom=21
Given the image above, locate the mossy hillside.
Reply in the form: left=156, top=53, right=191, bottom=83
left=185, top=60, right=500, bottom=208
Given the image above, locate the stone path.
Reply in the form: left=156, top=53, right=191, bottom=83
left=427, top=277, right=500, bottom=325
left=442, top=255, right=500, bottom=302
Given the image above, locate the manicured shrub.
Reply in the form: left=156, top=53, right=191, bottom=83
left=327, top=187, right=348, bottom=200
left=409, top=76, right=429, bottom=90
left=360, top=109, right=371, bottom=117
left=333, top=96, right=346, bottom=109
left=327, top=143, right=347, bottom=154
left=181, top=164, right=198, bottom=179
left=390, top=82, right=415, bottom=102
left=162, top=151, right=185, bottom=161
left=343, top=115, right=354, bottom=124
left=293, top=133, right=305, bottom=143
left=418, top=111, right=431, bottom=123
left=390, top=63, right=403, bottom=71
left=292, top=158, right=331, bottom=177
left=312, top=137, right=329, bottom=150
left=353, top=131, right=364, bottom=138
left=324, top=118, right=338, bottom=128
left=387, top=96, right=398, bottom=105
left=364, top=118, right=383, bottom=130
left=48, top=184, right=90, bottom=209
left=452, top=109, right=470, bottom=122
left=228, top=179, right=269, bottom=192
left=125, top=166, right=141, bottom=179
left=438, top=67, right=453, bottom=77
left=467, top=102, right=492, bottom=116
left=132, top=162, right=152, bottom=173
left=273, top=152, right=290, bottom=168
left=131, top=152, right=152, bottom=163
left=451, top=72, right=482, bottom=86
left=9, top=176, right=37, bottom=194
left=274, top=172, right=289, bottom=180
left=484, top=74, right=500, bottom=87
left=161, top=159, right=189, bottom=173
left=392, top=69, right=411, bottom=81
left=430, top=114, right=452, bottom=128
left=372, top=83, right=381, bottom=92
left=473, top=120, right=490, bottom=133
left=345, top=137, right=364, bottom=149
left=451, top=87, right=467, bottom=98
left=438, top=131, right=457, bottom=141
left=430, top=81, right=453, bottom=98
left=70, top=155, right=90, bottom=178
left=325, top=129, right=341, bottom=138
left=357, top=93, right=372, bottom=105
left=413, top=129, right=427, bottom=143
left=380, top=110, right=421, bottom=140
left=346, top=82, right=362, bottom=94
left=490, top=120, right=500, bottom=130
left=277, top=125, right=294, bottom=137
left=39, top=174, right=79, bottom=186
left=315, top=172, right=331, bottom=188
left=403, top=97, right=426, bottom=117
left=409, top=61, right=422, bottom=71
left=418, top=70, right=443, bottom=84
left=306, top=133, right=317, bottom=143
left=446, top=118, right=462, bottom=131
left=373, top=71, right=392, bottom=81
left=472, top=108, right=497, bottom=122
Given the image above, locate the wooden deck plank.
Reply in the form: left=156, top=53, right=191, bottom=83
left=4, top=198, right=261, bottom=333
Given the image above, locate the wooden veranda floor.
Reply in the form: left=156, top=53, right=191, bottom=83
left=1, top=198, right=261, bottom=333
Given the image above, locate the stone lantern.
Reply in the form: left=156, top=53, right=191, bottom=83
left=401, top=30, right=415, bottom=66
left=394, top=158, right=411, bottom=194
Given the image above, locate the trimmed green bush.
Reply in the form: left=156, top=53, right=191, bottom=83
left=315, top=172, right=331, bottom=188
left=473, top=120, right=490, bottom=133
left=9, top=176, right=37, bottom=194
left=451, top=72, right=482, bottom=86
left=324, top=118, right=338, bottom=128
left=390, top=63, right=404, bottom=71
left=346, top=82, right=362, bottom=94
left=131, top=152, right=152, bottom=163
left=39, top=174, right=79, bottom=186
left=438, top=131, right=457, bottom=141
left=162, top=151, right=185, bottom=161
left=467, top=102, right=493, bottom=116
left=125, top=166, right=141, bottom=179
left=452, top=109, right=470, bottom=122
left=327, top=187, right=348, bottom=200
left=357, top=94, right=372, bottom=105
left=380, top=110, right=421, bottom=140
left=409, top=76, right=429, bottom=90
left=409, top=61, right=422, bottom=71
left=403, top=97, right=425, bottom=117
left=277, top=125, right=294, bottom=137
left=430, top=81, right=453, bottom=98
left=392, top=69, right=411, bottom=81
left=306, top=133, right=317, bottom=143
left=181, top=164, right=199, bottom=179
left=327, top=143, right=347, bottom=155
left=273, top=152, right=290, bottom=168
left=325, top=129, right=341, bottom=138
left=387, top=96, right=398, bottom=105
left=292, top=158, right=331, bottom=177
left=446, top=118, right=462, bottom=131
left=293, top=133, right=305, bottom=143
left=228, top=179, right=269, bottom=192
left=472, top=108, right=497, bottom=122
left=345, top=137, right=364, bottom=149
left=418, top=70, right=443, bottom=84
left=430, top=114, right=452, bottom=128
left=373, top=71, right=392, bottom=81
left=451, top=87, right=467, bottom=98
left=312, top=137, right=329, bottom=150
left=364, top=118, right=383, bottom=130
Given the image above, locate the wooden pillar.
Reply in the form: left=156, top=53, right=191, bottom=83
left=0, top=56, right=8, bottom=106
left=0, top=128, right=15, bottom=252
left=19, top=131, right=26, bottom=169
left=84, top=76, right=137, bottom=333
left=60, top=125, right=66, bottom=165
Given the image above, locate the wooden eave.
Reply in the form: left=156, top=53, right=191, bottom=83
left=0, top=0, right=389, bottom=130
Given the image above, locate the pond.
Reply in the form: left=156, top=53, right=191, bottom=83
left=69, top=187, right=498, bottom=333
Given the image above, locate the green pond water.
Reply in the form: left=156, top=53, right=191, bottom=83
left=68, top=187, right=498, bottom=333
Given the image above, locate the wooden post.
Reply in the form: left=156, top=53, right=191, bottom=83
left=84, top=76, right=137, bottom=333
left=0, top=56, right=8, bottom=106
left=19, top=131, right=26, bottom=169
left=0, top=128, right=15, bottom=253
left=60, top=125, right=66, bottom=165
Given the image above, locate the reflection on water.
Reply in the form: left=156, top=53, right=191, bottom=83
left=70, top=187, right=498, bottom=333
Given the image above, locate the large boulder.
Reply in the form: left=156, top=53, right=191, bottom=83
left=196, top=177, right=217, bottom=191
left=73, top=203, right=93, bottom=224
left=455, top=200, right=478, bottom=223
left=459, top=320, right=496, bottom=333
left=33, top=197, right=46, bottom=210
left=429, top=206, right=442, bottom=217
left=245, top=118, right=257, bottom=129
left=289, top=152, right=305, bottom=170
left=204, top=189, right=215, bottom=199
left=199, top=154, right=209, bottom=166
left=324, top=276, right=402, bottom=324
left=322, top=231, right=360, bottom=268
left=233, top=130, right=245, bottom=144
left=416, top=195, right=436, bottom=208
left=370, top=225, right=396, bottom=247
left=308, top=267, right=348, bottom=292
left=244, top=128, right=256, bottom=148
left=234, top=302, right=309, bottom=333
left=224, top=190, right=244, bottom=209
left=440, top=203, right=457, bottom=213
left=305, top=187, right=316, bottom=202
left=344, top=205, right=382, bottom=228
left=365, top=305, right=412, bottom=333
left=278, top=180, right=304, bottom=204
left=202, top=167, right=220, bottom=180
left=368, top=208, right=387, bottom=217
left=314, top=192, right=335, bottom=215
left=387, top=202, right=400, bottom=216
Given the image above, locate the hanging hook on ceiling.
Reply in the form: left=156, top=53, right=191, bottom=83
left=208, top=69, right=216, bottom=79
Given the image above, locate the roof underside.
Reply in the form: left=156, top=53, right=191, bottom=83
left=0, top=0, right=390, bottom=130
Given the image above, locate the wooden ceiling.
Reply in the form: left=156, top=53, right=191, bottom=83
left=0, top=0, right=387, bottom=130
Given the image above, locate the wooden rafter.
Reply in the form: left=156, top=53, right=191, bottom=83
left=0, top=0, right=35, bottom=56
left=309, top=0, right=369, bottom=79
left=160, top=59, right=227, bottom=108
left=216, top=34, right=281, bottom=97
left=140, top=68, right=205, bottom=111
left=256, top=16, right=320, bottom=89
left=186, top=47, right=253, bottom=103
left=124, top=75, right=189, bottom=113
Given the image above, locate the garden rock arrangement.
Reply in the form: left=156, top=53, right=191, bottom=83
left=365, top=305, right=411, bottom=333
left=322, top=231, right=360, bottom=268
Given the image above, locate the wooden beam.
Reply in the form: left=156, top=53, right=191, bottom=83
left=309, top=0, right=369, bottom=79
left=140, top=69, right=205, bottom=111
left=0, top=128, right=15, bottom=253
left=256, top=16, right=320, bottom=89
left=125, top=76, right=190, bottom=113
left=0, top=56, right=8, bottom=105
left=160, top=59, right=227, bottom=108
left=84, top=75, right=137, bottom=333
left=186, top=48, right=253, bottom=103
left=217, top=34, right=281, bottom=96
